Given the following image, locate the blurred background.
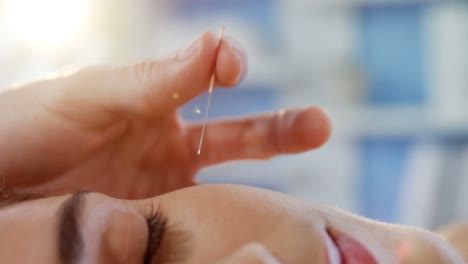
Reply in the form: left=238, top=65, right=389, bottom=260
left=0, top=0, right=467, bottom=230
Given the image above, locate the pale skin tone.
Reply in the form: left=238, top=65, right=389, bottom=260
left=0, top=184, right=465, bottom=263
left=437, top=222, right=468, bottom=262
left=0, top=31, right=467, bottom=263
left=0, top=31, right=331, bottom=198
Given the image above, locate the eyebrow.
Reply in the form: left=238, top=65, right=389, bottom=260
left=58, top=191, right=88, bottom=264
left=54, top=192, right=190, bottom=263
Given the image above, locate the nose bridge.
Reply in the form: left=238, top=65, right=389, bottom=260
left=264, top=217, right=329, bottom=264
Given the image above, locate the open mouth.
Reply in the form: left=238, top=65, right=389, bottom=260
left=326, top=227, right=378, bottom=264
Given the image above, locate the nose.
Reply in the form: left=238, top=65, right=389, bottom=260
left=396, top=234, right=465, bottom=264
left=264, top=219, right=331, bottom=264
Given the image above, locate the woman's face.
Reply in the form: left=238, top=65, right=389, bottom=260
left=0, top=184, right=463, bottom=264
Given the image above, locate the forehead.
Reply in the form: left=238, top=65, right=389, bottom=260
left=0, top=196, right=65, bottom=263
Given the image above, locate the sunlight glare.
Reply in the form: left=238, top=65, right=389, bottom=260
left=4, top=0, right=90, bottom=48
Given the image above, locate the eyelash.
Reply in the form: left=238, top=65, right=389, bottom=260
left=144, top=207, right=168, bottom=264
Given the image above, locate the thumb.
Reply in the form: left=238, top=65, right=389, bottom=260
left=65, top=31, right=246, bottom=117
left=216, top=243, right=282, bottom=264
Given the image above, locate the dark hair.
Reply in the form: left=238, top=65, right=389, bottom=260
left=0, top=188, right=44, bottom=209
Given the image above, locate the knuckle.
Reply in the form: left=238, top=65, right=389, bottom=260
left=132, top=60, right=159, bottom=88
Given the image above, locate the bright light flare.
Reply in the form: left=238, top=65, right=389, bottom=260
left=3, top=0, right=90, bottom=48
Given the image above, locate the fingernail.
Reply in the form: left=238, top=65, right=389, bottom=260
left=179, top=37, right=200, bottom=61
left=230, top=40, right=247, bottom=83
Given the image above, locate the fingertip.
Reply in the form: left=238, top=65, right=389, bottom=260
left=216, top=37, right=248, bottom=87
left=199, top=30, right=220, bottom=50
left=190, top=30, right=219, bottom=65
left=396, top=237, right=447, bottom=264
left=180, top=31, right=247, bottom=89
left=117, top=30, right=243, bottom=113
left=292, top=107, right=332, bottom=150
left=152, top=30, right=220, bottom=108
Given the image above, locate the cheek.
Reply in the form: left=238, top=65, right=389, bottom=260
left=261, top=220, right=329, bottom=264
left=159, top=201, right=281, bottom=263
left=395, top=232, right=465, bottom=264
left=178, top=214, right=271, bottom=263
left=172, top=212, right=329, bottom=264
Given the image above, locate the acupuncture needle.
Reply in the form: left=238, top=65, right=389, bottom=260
left=197, top=26, right=225, bottom=155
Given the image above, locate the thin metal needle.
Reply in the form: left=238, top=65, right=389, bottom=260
left=197, top=27, right=225, bottom=155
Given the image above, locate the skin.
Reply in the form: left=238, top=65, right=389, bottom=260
left=0, top=184, right=464, bottom=264
left=437, top=223, right=468, bottom=262
left=1, top=31, right=466, bottom=263
left=0, top=31, right=331, bottom=199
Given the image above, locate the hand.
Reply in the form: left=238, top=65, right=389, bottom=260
left=0, top=31, right=331, bottom=199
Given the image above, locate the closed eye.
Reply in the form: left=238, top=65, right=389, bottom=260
left=144, top=208, right=167, bottom=264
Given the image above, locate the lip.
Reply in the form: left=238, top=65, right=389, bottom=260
left=326, top=227, right=378, bottom=264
